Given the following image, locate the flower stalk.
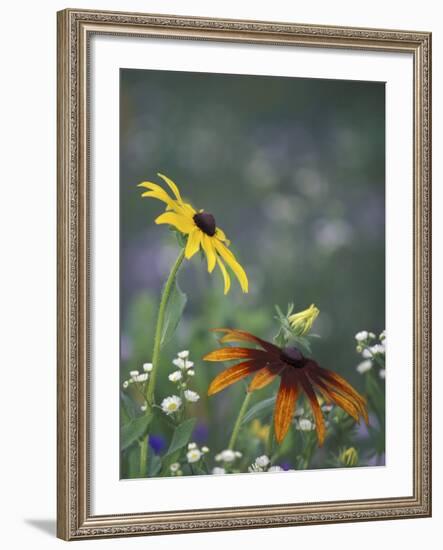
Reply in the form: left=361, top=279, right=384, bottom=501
left=227, top=391, right=252, bottom=450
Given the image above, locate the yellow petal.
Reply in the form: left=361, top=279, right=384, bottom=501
left=201, top=235, right=216, bottom=273
left=185, top=228, right=202, bottom=259
left=216, top=257, right=231, bottom=294
left=138, top=182, right=176, bottom=207
left=157, top=173, right=182, bottom=202
left=214, top=241, right=248, bottom=293
left=215, top=227, right=230, bottom=244
left=155, top=212, right=194, bottom=234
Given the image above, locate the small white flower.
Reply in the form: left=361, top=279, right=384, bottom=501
left=379, top=369, right=386, bottom=379
left=173, top=358, right=195, bottom=370
left=134, top=373, right=149, bottom=382
left=212, top=467, right=226, bottom=475
left=356, top=359, right=373, bottom=374
left=215, top=449, right=237, bottom=463
left=184, top=390, right=200, bottom=402
left=202, top=446, right=209, bottom=453
left=268, top=466, right=283, bottom=472
left=362, top=348, right=372, bottom=358
left=379, top=330, right=386, bottom=341
left=255, top=455, right=270, bottom=468
left=370, top=343, right=385, bottom=355
left=248, top=463, right=264, bottom=473
left=140, top=404, right=147, bottom=412
left=161, top=395, right=182, bottom=415
left=234, top=451, right=242, bottom=458
left=129, top=370, right=139, bottom=378
left=297, top=418, right=315, bottom=431
left=187, top=369, right=195, bottom=377
left=186, top=449, right=202, bottom=463
left=168, top=370, right=182, bottom=382
left=170, top=462, right=180, bottom=472
left=122, top=380, right=129, bottom=388
left=187, top=442, right=197, bottom=450
left=177, top=350, right=189, bottom=359
left=143, top=362, right=153, bottom=372
left=368, top=332, right=376, bottom=339
left=355, top=331, right=369, bottom=342
left=294, top=407, right=305, bottom=417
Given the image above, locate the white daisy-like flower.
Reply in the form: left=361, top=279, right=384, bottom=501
left=186, top=449, right=202, bottom=463
left=177, top=350, right=189, bottom=359
left=187, top=442, right=197, bottom=450
left=356, top=359, right=373, bottom=374
left=255, top=455, right=270, bottom=468
left=172, top=358, right=195, bottom=370
left=215, top=449, right=237, bottom=463
left=168, top=370, right=182, bottom=382
left=297, top=418, right=315, bottom=431
left=368, top=332, right=376, bottom=339
left=355, top=331, right=369, bottom=342
left=134, top=373, right=149, bottom=382
left=170, top=462, right=180, bottom=472
left=161, top=395, right=182, bottom=415
left=248, top=463, right=264, bottom=473
left=379, top=369, right=386, bottom=379
left=379, top=330, right=386, bottom=341
left=129, top=370, right=139, bottom=378
left=143, top=362, right=153, bottom=372
left=370, top=343, right=385, bottom=355
left=362, top=348, right=372, bottom=358
left=201, top=446, right=209, bottom=454
left=212, top=467, right=226, bottom=475
left=184, top=389, right=200, bottom=402
left=234, top=451, right=242, bottom=458
left=122, top=380, right=129, bottom=389
left=268, top=466, right=283, bottom=472
left=140, top=404, right=147, bottom=412
left=187, top=369, right=195, bottom=377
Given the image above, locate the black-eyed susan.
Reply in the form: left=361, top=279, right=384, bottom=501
left=138, top=173, right=248, bottom=294
left=204, top=328, right=368, bottom=446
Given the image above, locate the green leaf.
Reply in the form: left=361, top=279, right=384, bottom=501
left=241, top=396, right=276, bottom=425
left=161, top=278, right=187, bottom=346
left=165, top=418, right=196, bottom=456
left=121, top=413, right=153, bottom=451
left=148, top=452, right=162, bottom=477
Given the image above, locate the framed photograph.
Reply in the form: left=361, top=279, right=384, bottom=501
left=57, top=8, right=432, bottom=540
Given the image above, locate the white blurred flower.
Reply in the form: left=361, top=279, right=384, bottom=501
left=234, top=451, right=242, bottom=458
left=248, top=463, right=264, bottom=473
left=379, top=369, right=386, bottom=379
left=134, top=373, right=148, bottom=382
left=202, top=446, right=209, bottom=454
left=215, top=449, right=237, bottom=463
left=212, top=467, right=226, bottom=475
left=356, top=360, right=373, bottom=374
left=173, top=357, right=194, bottom=370
left=170, top=462, right=180, bottom=472
left=380, top=330, right=386, bottom=341
left=297, top=418, right=315, bottom=431
left=168, top=370, right=182, bottom=382
left=184, top=389, right=200, bottom=402
left=177, top=350, right=189, bottom=359
left=186, top=449, right=202, bottom=463
left=268, top=466, right=283, bottom=472
left=187, top=442, right=197, bottom=450
left=143, top=362, right=153, bottom=372
left=187, top=369, right=195, bottom=377
left=355, top=331, right=368, bottom=342
left=122, top=380, right=129, bottom=389
left=129, top=370, right=139, bottom=378
left=161, top=395, right=182, bottom=415
left=140, top=404, right=147, bottom=412
left=255, top=455, right=270, bottom=468
left=368, top=332, right=376, bottom=339
left=362, top=348, right=372, bottom=358
left=370, top=344, right=385, bottom=355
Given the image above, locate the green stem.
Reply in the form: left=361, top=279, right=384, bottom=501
left=228, top=391, right=252, bottom=450
left=266, top=412, right=275, bottom=458
left=139, top=437, right=148, bottom=477
left=146, top=248, right=186, bottom=405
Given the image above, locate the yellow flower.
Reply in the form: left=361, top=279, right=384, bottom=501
left=249, top=419, right=270, bottom=443
left=288, top=304, right=319, bottom=336
left=138, top=173, right=248, bottom=294
left=339, top=447, right=359, bottom=467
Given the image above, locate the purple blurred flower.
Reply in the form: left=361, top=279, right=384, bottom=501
left=149, top=434, right=166, bottom=454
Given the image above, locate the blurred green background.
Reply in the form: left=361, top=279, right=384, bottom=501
left=120, top=68, right=385, bottom=475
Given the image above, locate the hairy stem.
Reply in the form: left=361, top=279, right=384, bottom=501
left=228, top=391, right=252, bottom=450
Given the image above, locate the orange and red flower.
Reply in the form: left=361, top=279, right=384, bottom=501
left=204, top=328, right=368, bottom=446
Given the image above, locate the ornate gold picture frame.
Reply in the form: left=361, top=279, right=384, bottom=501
left=57, top=8, right=431, bottom=540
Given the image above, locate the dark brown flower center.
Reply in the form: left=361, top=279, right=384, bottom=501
left=193, top=212, right=216, bottom=236
left=280, top=346, right=306, bottom=368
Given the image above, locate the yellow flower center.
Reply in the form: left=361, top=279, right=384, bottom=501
left=193, top=212, right=216, bottom=236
